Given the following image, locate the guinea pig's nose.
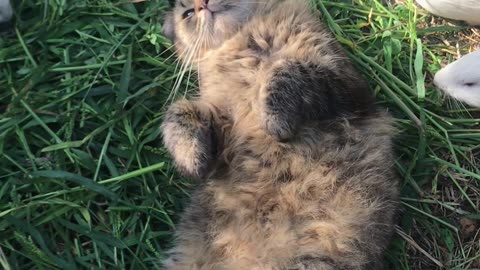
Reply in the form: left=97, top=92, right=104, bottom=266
left=464, top=82, right=477, bottom=87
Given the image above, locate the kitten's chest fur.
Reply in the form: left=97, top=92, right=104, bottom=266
left=196, top=7, right=344, bottom=181
left=197, top=4, right=338, bottom=120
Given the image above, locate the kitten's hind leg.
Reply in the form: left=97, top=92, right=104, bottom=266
left=285, top=256, right=335, bottom=270
left=161, top=99, right=216, bottom=180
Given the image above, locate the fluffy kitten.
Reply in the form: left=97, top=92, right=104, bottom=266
left=160, top=0, right=400, bottom=269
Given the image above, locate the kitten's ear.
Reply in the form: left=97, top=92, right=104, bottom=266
left=162, top=12, right=176, bottom=41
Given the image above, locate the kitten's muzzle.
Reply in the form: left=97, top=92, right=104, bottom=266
left=194, top=0, right=210, bottom=13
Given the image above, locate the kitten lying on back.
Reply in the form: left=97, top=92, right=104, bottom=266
left=161, top=0, right=400, bottom=269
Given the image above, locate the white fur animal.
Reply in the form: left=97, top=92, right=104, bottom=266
left=0, top=0, right=12, bottom=24
left=434, top=50, right=480, bottom=107
left=415, top=0, right=480, bottom=25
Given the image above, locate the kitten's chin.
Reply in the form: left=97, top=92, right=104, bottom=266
left=176, top=12, right=247, bottom=61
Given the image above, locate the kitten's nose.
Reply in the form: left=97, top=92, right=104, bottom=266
left=194, top=0, right=209, bottom=13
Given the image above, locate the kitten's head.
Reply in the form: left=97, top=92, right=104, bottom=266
left=163, top=0, right=259, bottom=59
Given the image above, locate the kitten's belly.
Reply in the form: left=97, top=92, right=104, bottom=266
left=202, top=161, right=352, bottom=269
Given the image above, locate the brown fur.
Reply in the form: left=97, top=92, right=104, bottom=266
left=160, top=1, right=400, bottom=269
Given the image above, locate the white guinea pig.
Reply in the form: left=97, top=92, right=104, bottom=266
left=0, top=0, right=12, bottom=24
left=415, top=0, right=480, bottom=25
left=434, top=50, right=480, bottom=107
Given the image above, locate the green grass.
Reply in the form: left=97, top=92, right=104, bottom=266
left=1, top=0, right=479, bottom=269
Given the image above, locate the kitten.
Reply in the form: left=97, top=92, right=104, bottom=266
left=160, top=0, right=400, bottom=269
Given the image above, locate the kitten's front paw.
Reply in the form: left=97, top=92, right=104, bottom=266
left=161, top=100, right=215, bottom=180
left=259, top=63, right=303, bottom=141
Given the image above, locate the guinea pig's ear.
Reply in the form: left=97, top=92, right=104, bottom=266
left=163, top=12, right=176, bottom=41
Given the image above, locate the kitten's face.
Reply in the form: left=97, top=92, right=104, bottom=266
left=164, top=0, right=258, bottom=59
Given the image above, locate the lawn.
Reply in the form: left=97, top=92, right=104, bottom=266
left=1, top=0, right=479, bottom=269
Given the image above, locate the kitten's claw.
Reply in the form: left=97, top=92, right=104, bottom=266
left=161, top=100, right=215, bottom=180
